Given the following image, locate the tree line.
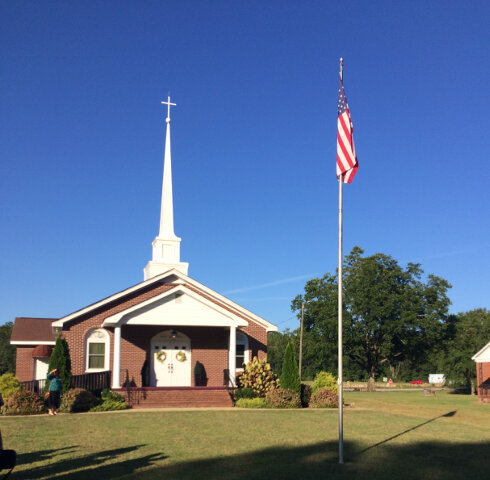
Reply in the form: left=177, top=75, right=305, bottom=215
left=1, top=247, right=488, bottom=392
left=268, top=247, right=490, bottom=391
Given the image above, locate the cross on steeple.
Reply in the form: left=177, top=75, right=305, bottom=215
left=161, top=95, right=176, bottom=121
left=144, top=94, right=189, bottom=280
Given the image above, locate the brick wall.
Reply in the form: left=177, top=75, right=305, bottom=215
left=477, top=361, right=490, bottom=402
left=20, top=279, right=271, bottom=386
left=60, top=281, right=269, bottom=388
left=15, top=346, right=34, bottom=382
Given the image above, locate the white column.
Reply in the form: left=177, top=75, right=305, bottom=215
left=229, top=326, right=236, bottom=387
left=112, top=326, right=121, bottom=389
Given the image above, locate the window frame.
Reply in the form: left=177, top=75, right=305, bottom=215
left=85, top=328, right=110, bottom=372
left=236, top=331, right=249, bottom=372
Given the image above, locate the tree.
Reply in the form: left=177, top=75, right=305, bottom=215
left=48, top=335, right=72, bottom=392
left=0, top=322, right=16, bottom=375
left=267, top=330, right=294, bottom=375
left=441, top=309, right=490, bottom=392
left=280, top=341, right=301, bottom=394
left=292, top=247, right=452, bottom=390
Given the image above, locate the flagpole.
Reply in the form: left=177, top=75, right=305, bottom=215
left=338, top=57, right=344, bottom=465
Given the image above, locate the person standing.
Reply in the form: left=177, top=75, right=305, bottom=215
left=47, top=369, right=62, bottom=415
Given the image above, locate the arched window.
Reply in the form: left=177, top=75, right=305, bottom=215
left=85, top=329, right=110, bottom=371
left=236, top=331, right=249, bottom=371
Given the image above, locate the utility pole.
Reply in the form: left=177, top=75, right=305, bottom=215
left=299, top=302, right=304, bottom=381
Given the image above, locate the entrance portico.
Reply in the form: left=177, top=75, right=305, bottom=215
left=102, top=282, right=246, bottom=389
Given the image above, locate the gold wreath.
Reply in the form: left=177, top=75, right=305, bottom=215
left=176, top=351, right=186, bottom=362
left=155, top=350, right=167, bottom=363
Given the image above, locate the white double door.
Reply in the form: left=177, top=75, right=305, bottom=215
left=151, top=332, right=191, bottom=387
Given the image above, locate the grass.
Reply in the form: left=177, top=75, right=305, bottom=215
left=1, top=391, right=489, bottom=479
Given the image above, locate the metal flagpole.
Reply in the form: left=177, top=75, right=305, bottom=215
left=338, top=57, right=344, bottom=465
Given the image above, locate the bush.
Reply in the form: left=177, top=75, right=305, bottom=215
left=309, top=388, right=339, bottom=408
left=265, top=387, right=301, bottom=408
left=280, top=342, right=301, bottom=394
left=300, top=383, right=311, bottom=408
left=89, top=389, right=129, bottom=412
left=1, top=390, right=45, bottom=415
left=239, top=357, right=279, bottom=397
left=311, top=371, right=338, bottom=394
left=90, top=399, right=129, bottom=412
left=0, top=373, right=22, bottom=400
left=235, top=397, right=268, bottom=408
left=48, top=335, right=72, bottom=393
left=234, top=387, right=257, bottom=401
left=60, top=388, right=97, bottom=413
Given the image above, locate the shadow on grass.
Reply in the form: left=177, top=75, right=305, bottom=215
left=12, top=439, right=490, bottom=480
left=127, top=440, right=490, bottom=480
left=16, top=445, right=78, bottom=467
left=14, top=445, right=167, bottom=480
left=359, top=410, right=457, bottom=454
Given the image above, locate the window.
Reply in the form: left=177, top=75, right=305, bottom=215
left=88, top=343, right=105, bottom=368
left=85, top=329, right=110, bottom=371
left=236, top=332, right=249, bottom=370
left=236, top=344, right=245, bottom=368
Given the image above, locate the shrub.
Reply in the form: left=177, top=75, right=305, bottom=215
left=0, top=373, right=22, bottom=400
left=1, top=390, right=45, bottom=415
left=239, top=357, right=279, bottom=397
left=235, top=397, right=268, bottom=408
left=300, top=383, right=311, bottom=408
left=89, top=389, right=129, bottom=412
left=265, top=387, right=301, bottom=408
left=90, top=399, right=129, bottom=412
left=309, top=388, right=339, bottom=408
left=311, top=371, right=338, bottom=394
left=48, top=335, right=72, bottom=392
left=60, top=388, right=97, bottom=413
left=280, top=342, right=301, bottom=394
left=234, top=387, right=257, bottom=401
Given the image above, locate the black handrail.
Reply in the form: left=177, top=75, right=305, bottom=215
left=20, top=371, right=111, bottom=396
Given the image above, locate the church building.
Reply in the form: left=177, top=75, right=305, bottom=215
left=10, top=98, right=277, bottom=407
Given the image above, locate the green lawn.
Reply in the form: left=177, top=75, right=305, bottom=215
left=2, top=391, right=489, bottom=479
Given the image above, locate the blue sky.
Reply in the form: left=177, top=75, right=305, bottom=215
left=1, top=1, right=489, bottom=332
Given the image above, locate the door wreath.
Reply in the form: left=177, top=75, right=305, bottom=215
left=175, top=351, right=187, bottom=362
left=155, top=350, right=167, bottom=363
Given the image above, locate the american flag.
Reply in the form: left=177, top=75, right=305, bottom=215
left=336, top=79, right=358, bottom=184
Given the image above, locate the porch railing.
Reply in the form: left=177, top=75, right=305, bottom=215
left=20, top=371, right=111, bottom=396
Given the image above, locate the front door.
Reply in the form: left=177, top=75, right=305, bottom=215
left=151, top=330, right=191, bottom=387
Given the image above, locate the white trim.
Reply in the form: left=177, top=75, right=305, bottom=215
left=85, top=328, right=111, bottom=373
left=52, top=269, right=277, bottom=332
left=10, top=341, right=55, bottom=346
left=112, top=326, right=121, bottom=388
left=102, top=284, right=248, bottom=328
left=229, top=326, right=236, bottom=387
left=472, top=341, right=490, bottom=362
left=235, top=331, right=250, bottom=371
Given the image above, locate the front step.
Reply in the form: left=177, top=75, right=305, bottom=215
left=114, top=386, right=234, bottom=408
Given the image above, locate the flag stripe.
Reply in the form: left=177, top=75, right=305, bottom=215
left=336, top=79, right=358, bottom=184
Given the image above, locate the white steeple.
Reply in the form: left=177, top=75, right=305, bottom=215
left=144, top=96, right=189, bottom=280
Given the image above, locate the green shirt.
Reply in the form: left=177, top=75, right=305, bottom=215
left=47, top=373, right=62, bottom=392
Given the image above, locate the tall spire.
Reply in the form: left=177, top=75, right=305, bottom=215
left=159, top=97, right=177, bottom=239
left=143, top=96, right=189, bottom=280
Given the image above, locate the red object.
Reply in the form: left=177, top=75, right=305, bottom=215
left=410, top=380, right=423, bottom=384
left=336, top=78, right=358, bottom=184
left=32, top=344, right=53, bottom=358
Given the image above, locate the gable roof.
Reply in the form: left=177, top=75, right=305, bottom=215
left=472, top=341, right=490, bottom=362
left=11, top=317, right=57, bottom=345
left=52, top=269, right=277, bottom=332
